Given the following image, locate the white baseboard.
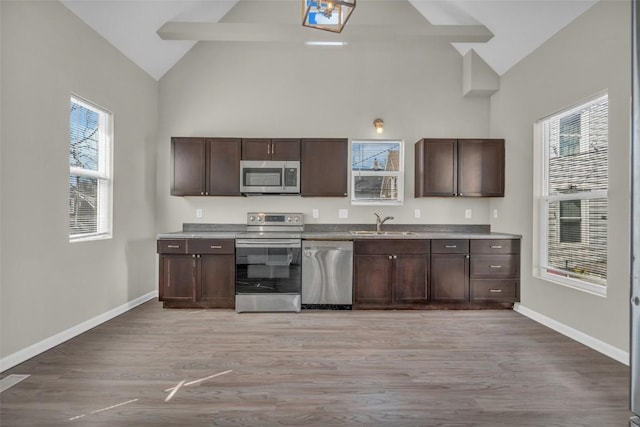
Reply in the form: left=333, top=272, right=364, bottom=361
left=513, top=303, right=629, bottom=365
left=0, top=291, right=158, bottom=373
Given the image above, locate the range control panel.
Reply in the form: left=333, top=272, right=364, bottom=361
left=246, top=212, right=304, bottom=226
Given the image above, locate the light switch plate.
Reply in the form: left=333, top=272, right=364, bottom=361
left=414, top=209, right=421, bottom=219
left=312, top=209, right=319, bottom=219
left=338, top=209, right=349, bottom=219
left=465, top=209, right=472, bottom=219
left=196, top=208, right=203, bottom=218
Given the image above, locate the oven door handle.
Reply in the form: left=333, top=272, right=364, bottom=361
left=235, top=239, right=301, bottom=248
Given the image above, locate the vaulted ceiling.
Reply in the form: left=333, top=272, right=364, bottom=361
left=61, top=0, right=597, bottom=81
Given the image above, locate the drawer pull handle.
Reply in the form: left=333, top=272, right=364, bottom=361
left=490, top=245, right=503, bottom=249
left=167, top=245, right=180, bottom=249
left=210, top=245, right=222, bottom=249
left=445, top=245, right=457, bottom=248
left=490, top=265, right=503, bottom=269
left=489, top=289, right=503, bottom=293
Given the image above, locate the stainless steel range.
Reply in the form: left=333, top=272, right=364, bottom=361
left=235, top=212, right=303, bottom=313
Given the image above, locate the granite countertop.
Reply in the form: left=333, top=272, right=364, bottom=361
left=158, top=224, right=521, bottom=240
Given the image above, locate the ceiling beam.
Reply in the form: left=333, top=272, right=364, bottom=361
left=157, top=22, right=493, bottom=43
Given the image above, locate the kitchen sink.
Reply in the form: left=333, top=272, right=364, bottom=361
left=349, top=230, right=416, bottom=236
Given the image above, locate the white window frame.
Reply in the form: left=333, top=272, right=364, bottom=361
left=534, top=93, right=608, bottom=296
left=351, top=139, right=404, bottom=206
left=69, top=95, right=113, bottom=242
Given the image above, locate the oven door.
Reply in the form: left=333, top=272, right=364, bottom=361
left=235, top=239, right=302, bottom=312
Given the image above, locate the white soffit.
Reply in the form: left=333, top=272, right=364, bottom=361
left=411, top=0, right=598, bottom=76
left=61, top=0, right=238, bottom=80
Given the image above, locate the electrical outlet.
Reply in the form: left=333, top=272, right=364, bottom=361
left=196, top=208, right=203, bottom=218
left=414, top=208, right=421, bottom=219
left=465, top=208, right=472, bottom=219
left=493, top=209, right=498, bottom=219
left=338, top=209, right=349, bottom=219
left=312, top=209, right=319, bottom=219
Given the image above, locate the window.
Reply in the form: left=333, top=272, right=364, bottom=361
left=351, top=140, right=404, bottom=205
left=537, top=94, right=608, bottom=294
left=69, top=96, right=113, bottom=241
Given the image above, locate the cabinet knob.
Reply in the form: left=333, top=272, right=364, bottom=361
left=393, top=255, right=397, bottom=259
left=388, top=256, right=392, bottom=260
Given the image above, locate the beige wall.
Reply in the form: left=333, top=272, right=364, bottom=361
left=0, top=1, right=158, bottom=360
left=490, top=0, right=631, bottom=352
left=156, top=39, right=494, bottom=231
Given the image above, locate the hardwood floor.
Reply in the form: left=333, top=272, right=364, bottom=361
left=0, top=302, right=630, bottom=426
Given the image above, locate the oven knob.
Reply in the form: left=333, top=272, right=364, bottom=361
left=249, top=216, right=255, bottom=222
left=286, top=216, right=291, bottom=222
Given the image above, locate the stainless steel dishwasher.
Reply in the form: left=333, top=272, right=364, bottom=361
left=301, top=240, right=353, bottom=307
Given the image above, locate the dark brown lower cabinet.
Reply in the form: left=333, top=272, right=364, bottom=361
left=430, top=239, right=470, bottom=303
left=430, top=254, right=469, bottom=303
left=469, top=239, right=520, bottom=303
left=353, top=240, right=429, bottom=308
left=158, top=239, right=235, bottom=309
left=159, top=255, right=195, bottom=301
left=198, top=254, right=235, bottom=307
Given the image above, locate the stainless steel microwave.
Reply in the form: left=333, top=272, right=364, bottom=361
left=240, top=160, right=300, bottom=194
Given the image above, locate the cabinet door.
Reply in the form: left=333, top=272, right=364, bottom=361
left=415, top=138, right=457, bottom=197
left=159, top=255, right=196, bottom=301
left=171, top=137, right=206, bottom=196
left=199, top=254, right=235, bottom=308
left=430, top=254, right=469, bottom=303
left=353, top=255, right=392, bottom=305
left=457, top=139, right=505, bottom=197
left=206, top=138, right=241, bottom=196
left=271, top=138, right=301, bottom=161
left=301, top=138, right=348, bottom=197
left=241, top=138, right=271, bottom=160
left=393, top=254, right=429, bottom=304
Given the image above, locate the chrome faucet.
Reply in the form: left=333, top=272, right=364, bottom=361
left=374, top=213, right=394, bottom=233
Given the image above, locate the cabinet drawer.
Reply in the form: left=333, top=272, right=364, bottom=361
left=431, top=239, right=469, bottom=254
left=470, top=239, right=520, bottom=254
left=188, top=239, right=234, bottom=254
left=470, top=279, right=519, bottom=302
left=470, top=255, right=519, bottom=278
left=157, top=239, right=187, bottom=254
left=354, top=239, right=430, bottom=255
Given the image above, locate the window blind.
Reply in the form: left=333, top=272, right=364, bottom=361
left=69, top=96, right=112, bottom=240
left=541, top=94, right=608, bottom=288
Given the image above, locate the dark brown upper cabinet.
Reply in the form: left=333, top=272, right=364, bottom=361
left=415, top=138, right=505, bottom=197
left=241, top=138, right=300, bottom=161
left=171, top=137, right=241, bottom=196
left=301, top=138, right=348, bottom=197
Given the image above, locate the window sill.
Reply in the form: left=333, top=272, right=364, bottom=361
left=70, top=233, right=112, bottom=243
left=351, top=200, right=404, bottom=206
left=536, top=269, right=607, bottom=297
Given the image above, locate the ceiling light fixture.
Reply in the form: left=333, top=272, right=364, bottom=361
left=302, top=0, right=356, bottom=33
left=373, top=118, right=384, bottom=134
